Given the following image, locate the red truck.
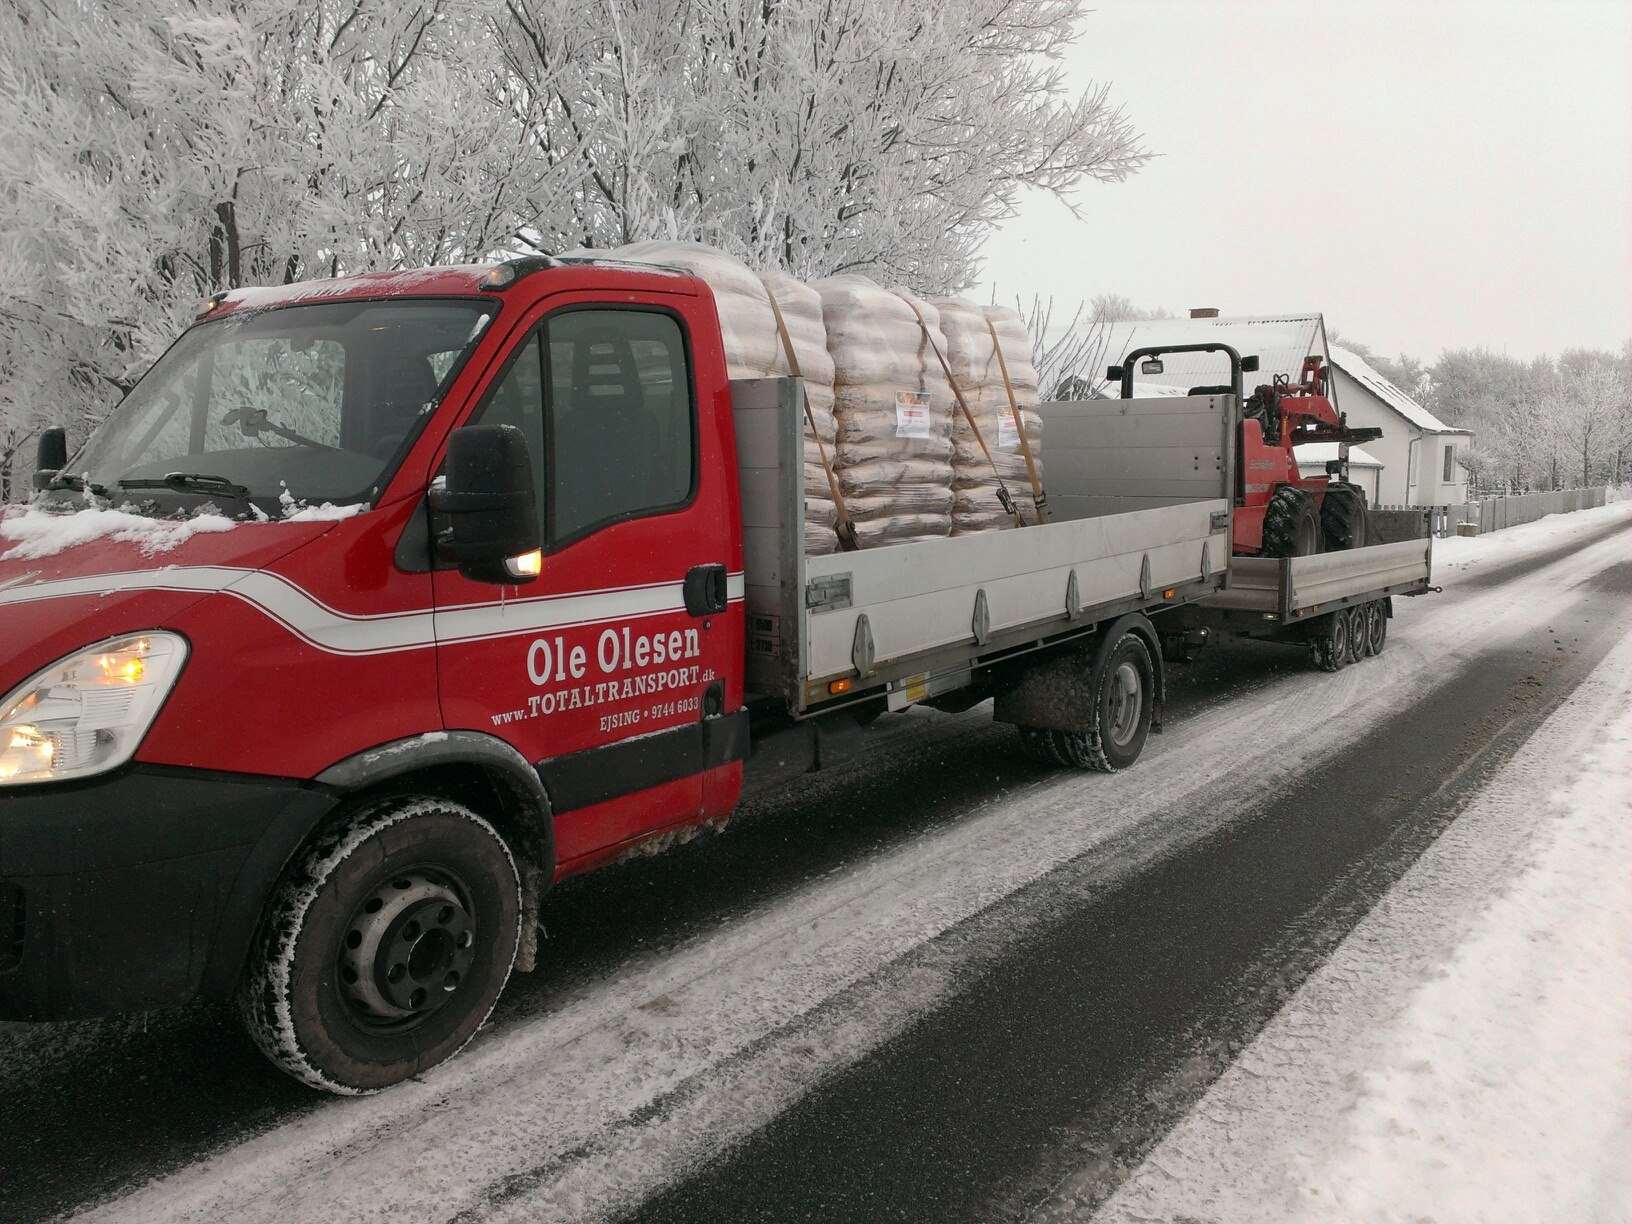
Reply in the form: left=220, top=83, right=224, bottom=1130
left=0, top=258, right=1428, bottom=1093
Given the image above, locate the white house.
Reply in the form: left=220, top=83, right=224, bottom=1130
left=1326, top=346, right=1473, bottom=506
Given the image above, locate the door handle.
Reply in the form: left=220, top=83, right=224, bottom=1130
left=683, top=564, right=729, bottom=616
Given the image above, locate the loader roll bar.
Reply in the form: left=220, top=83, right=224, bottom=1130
left=1107, top=343, right=1257, bottom=401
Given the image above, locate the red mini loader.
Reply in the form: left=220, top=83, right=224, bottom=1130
left=1114, top=345, right=1381, bottom=557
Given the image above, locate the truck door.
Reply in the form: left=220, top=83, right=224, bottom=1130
left=432, top=293, right=741, bottom=869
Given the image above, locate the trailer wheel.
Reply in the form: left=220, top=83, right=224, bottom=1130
left=1020, top=632, right=1155, bottom=773
left=1364, top=601, right=1388, bottom=656
left=1262, top=487, right=1321, bottom=558
left=1344, top=606, right=1368, bottom=663
left=1320, top=484, right=1369, bottom=551
left=1308, top=610, right=1350, bottom=672
left=237, top=796, right=521, bottom=1095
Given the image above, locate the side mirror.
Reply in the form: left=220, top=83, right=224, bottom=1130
left=32, top=427, right=68, bottom=491
left=1241, top=355, right=1260, bottom=373
left=1139, top=356, right=1164, bottom=375
left=1105, top=364, right=1125, bottom=381
left=431, top=425, right=542, bottom=584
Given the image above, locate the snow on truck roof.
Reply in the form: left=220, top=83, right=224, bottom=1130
left=214, top=257, right=695, bottom=314
left=1327, top=344, right=1470, bottom=435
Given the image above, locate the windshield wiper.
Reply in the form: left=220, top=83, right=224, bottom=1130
left=45, top=472, right=113, bottom=497
left=118, top=472, right=254, bottom=506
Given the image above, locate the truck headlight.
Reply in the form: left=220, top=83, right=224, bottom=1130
left=0, top=633, right=188, bottom=786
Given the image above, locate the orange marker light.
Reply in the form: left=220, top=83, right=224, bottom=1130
left=828, top=678, right=853, bottom=695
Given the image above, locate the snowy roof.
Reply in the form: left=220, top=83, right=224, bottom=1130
left=1085, top=314, right=1331, bottom=396
left=1295, top=442, right=1383, bottom=468
left=1328, top=345, right=1470, bottom=435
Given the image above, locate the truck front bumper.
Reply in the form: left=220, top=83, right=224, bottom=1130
left=0, top=765, right=336, bottom=1020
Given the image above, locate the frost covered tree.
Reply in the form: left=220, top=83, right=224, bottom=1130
left=0, top=0, right=559, bottom=455
left=0, top=0, right=1144, bottom=497
left=1554, top=348, right=1626, bottom=489
left=494, top=0, right=1145, bottom=289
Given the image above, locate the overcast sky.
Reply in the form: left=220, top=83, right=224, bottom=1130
left=978, top=0, right=1631, bottom=362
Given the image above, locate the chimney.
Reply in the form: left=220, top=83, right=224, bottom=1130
left=1190, top=307, right=1220, bottom=319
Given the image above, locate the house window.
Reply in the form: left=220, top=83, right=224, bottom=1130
left=1442, top=443, right=1456, bottom=484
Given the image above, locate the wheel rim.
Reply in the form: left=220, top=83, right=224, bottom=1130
left=1332, top=614, right=1348, bottom=659
left=339, top=870, right=477, bottom=1028
left=1368, top=605, right=1386, bottom=652
left=1107, top=660, right=1143, bottom=747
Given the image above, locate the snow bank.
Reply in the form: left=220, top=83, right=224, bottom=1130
left=1293, top=695, right=1632, bottom=1223
left=0, top=504, right=238, bottom=561
left=1098, top=617, right=1632, bottom=1224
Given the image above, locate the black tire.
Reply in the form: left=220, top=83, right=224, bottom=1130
left=1017, top=726, right=1066, bottom=766
left=1307, top=610, right=1349, bottom=672
left=1365, top=601, right=1387, bottom=656
left=238, top=796, right=521, bottom=1094
left=1261, top=486, right=1321, bottom=558
left=1019, top=632, right=1155, bottom=773
left=1344, top=606, right=1367, bottom=664
left=1320, top=484, right=1369, bottom=551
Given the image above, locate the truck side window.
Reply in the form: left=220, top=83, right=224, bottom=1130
left=546, top=309, right=692, bottom=542
left=473, top=309, right=693, bottom=547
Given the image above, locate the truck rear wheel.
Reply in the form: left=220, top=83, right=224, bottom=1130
left=237, top=796, right=521, bottom=1094
left=1017, top=632, right=1155, bottom=773
left=1262, top=487, right=1320, bottom=558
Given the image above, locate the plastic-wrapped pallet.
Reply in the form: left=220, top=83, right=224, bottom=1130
left=932, top=299, right=1046, bottom=534
left=814, top=275, right=955, bottom=547
left=608, top=241, right=840, bottom=554
left=759, top=269, right=840, bottom=555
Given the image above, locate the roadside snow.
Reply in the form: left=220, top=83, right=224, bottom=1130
left=0, top=504, right=238, bottom=560
left=1093, top=625, right=1632, bottom=1224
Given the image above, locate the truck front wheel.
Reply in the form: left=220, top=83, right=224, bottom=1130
left=237, top=796, right=521, bottom=1094
left=1018, top=632, right=1155, bottom=773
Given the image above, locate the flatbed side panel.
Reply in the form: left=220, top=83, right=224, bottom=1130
left=1286, top=538, right=1431, bottom=615
left=803, top=501, right=1230, bottom=682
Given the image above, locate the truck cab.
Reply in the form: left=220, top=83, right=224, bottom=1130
left=0, top=257, right=752, bottom=1091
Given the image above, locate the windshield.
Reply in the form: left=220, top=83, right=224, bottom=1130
left=68, top=298, right=495, bottom=511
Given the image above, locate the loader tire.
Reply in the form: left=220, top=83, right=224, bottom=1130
left=1321, top=483, right=1369, bottom=551
left=237, top=796, right=521, bottom=1095
left=1017, top=632, right=1155, bottom=773
left=1262, top=487, right=1321, bottom=558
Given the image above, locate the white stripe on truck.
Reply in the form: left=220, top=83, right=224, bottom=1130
left=0, top=566, right=745, bottom=657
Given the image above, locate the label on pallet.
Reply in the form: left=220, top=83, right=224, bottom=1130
left=996, top=413, right=1020, bottom=450
left=894, top=390, right=932, bottom=438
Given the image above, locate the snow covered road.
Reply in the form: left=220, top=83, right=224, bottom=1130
left=3, top=503, right=1629, bottom=1223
